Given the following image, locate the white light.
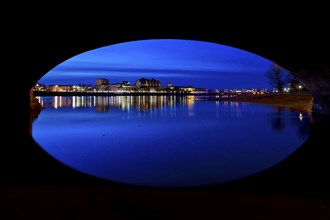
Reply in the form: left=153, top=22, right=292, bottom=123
left=72, top=96, right=76, bottom=108
left=54, top=96, right=58, bottom=109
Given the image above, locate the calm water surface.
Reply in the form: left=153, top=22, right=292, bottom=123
left=32, top=95, right=312, bottom=187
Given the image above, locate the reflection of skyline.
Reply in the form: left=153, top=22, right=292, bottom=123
left=36, top=95, right=197, bottom=112
left=34, top=95, right=313, bottom=140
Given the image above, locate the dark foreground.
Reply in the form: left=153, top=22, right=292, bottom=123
left=2, top=113, right=330, bottom=219
left=2, top=185, right=330, bottom=220
left=6, top=15, right=330, bottom=220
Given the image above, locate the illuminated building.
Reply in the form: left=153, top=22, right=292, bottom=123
left=135, top=78, right=162, bottom=90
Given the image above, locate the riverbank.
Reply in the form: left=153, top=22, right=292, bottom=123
left=213, top=92, right=314, bottom=113
left=33, top=91, right=315, bottom=113
left=33, top=91, right=195, bottom=96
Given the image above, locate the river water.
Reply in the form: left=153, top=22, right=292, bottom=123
left=32, top=95, right=312, bottom=187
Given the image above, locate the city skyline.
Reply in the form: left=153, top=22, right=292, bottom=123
left=37, top=39, right=274, bottom=90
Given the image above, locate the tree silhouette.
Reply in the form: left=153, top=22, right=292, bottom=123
left=265, top=63, right=288, bottom=92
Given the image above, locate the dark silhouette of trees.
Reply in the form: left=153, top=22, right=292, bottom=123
left=265, top=63, right=307, bottom=93
left=265, top=63, right=288, bottom=92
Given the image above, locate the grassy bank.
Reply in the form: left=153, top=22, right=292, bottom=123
left=214, top=92, right=314, bottom=112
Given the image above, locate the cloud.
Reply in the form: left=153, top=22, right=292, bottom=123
left=45, top=61, right=261, bottom=79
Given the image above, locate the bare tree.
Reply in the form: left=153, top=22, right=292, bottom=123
left=265, top=63, right=288, bottom=92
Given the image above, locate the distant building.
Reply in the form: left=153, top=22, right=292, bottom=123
left=120, top=81, right=130, bottom=86
left=32, top=83, right=47, bottom=91
left=95, top=78, right=110, bottom=91
left=165, top=83, right=208, bottom=94
left=118, top=81, right=135, bottom=92
left=208, top=89, right=220, bottom=94
left=96, top=78, right=109, bottom=85
left=135, top=78, right=162, bottom=89
left=106, top=84, right=119, bottom=92
left=99, top=81, right=136, bottom=92
left=193, top=87, right=209, bottom=94
left=173, top=86, right=195, bottom=93
left=167, top=82, right=174, bottom=90
left=72, top=84, right=92, bottom=92
left=47, top=85, right=72, bottom=92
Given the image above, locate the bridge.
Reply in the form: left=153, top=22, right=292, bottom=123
left=6, top=12, right=330, bottom=220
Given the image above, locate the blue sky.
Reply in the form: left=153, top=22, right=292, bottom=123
left=38, top=39, right=273, bottom=90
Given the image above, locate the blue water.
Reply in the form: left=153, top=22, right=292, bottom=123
left=32, top=95, right=312, bottom=187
